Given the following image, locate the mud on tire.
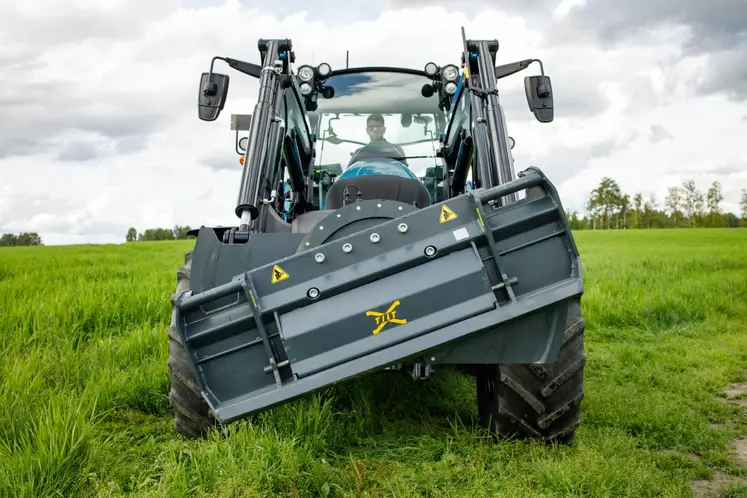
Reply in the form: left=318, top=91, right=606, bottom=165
left=167, top=251, right=215, bottom=438
left=477, top=298, right=586, bottom=445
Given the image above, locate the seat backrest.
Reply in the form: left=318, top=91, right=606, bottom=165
left=325, top=175, right=432, bottom=210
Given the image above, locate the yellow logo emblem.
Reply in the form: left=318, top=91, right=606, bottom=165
left=366, top=300, right=407, bottom=335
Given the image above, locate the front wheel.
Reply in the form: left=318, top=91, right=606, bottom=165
left=476, top=299, right=586, bottom=444
left=166, top=251, right=215, bottom=438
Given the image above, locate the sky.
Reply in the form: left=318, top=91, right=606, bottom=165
left=1, top=0, right=746, bottom=245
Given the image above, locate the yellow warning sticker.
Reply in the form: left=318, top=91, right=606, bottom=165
left=439, top=204, right=457, bottom=223
left=271, top=264, right=289, bottom=284
left=366, top=300, right=407, bottom=335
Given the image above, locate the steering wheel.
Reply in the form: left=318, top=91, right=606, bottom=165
left=348, top=141, right=405, bottom=165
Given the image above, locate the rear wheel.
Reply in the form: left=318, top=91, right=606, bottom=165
left=476, top=298, right=586, bottom=444
left=167, top=251, right=215, bottom=438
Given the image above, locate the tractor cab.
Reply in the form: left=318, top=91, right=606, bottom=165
left=304, top=69, right=454, bottom=211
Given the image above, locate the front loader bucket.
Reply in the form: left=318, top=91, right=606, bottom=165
left=174, top=167, right=583, bottom=423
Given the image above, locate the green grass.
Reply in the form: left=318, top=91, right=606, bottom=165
left=1, top=229, right=746, bottom=497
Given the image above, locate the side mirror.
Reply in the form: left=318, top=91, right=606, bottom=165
left=238, top=137, right=249, bottom=152
left=508, top=136, right=515, bottom=149
left=524, top=75, right=553, bottom=123
left=198, top=72, right=229, bottom=121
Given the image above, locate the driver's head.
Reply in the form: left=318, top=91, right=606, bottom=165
left=366, top=113, right=386, bottom=141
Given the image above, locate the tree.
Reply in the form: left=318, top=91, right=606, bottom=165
left=173, top=225, right=193, bottom=239
left=707, top=181, right=723, bottom=214
left=139, top=228, right=176, bottom=241
left=632, top=193, right=643, bottom=229
left=741, top=189, right=747, bottom=226
left=643, top=194, right=657, bottom=228
left=588, top=177, right=623, bottom=229
left=681, top=180, right=704, bottom=227
left=724, top=212, right=740, bottom=228
left=566, top=210, right=583, bottom=230
left=617, top=193, right=631, bottom=229
left=585, top=197, right=599, bottom=230
left=0, top=232, right=43, bottom=246
left=664, top=186, right=682, bottom=227
left=705, top=181, right=724, bottom=227
left=0, top=234, right=16, bottom=246
left=125, top=225, right=194, bottom=241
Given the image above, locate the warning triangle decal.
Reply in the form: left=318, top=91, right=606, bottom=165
left=439, top=205, right=457, bottom=224
left=271, top=264, right=290, bottom=284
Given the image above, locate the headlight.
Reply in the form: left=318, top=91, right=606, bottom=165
left=444, top=81, right=457, bottom=94
left=299, top=82, right=313, bottom=95
left=297, top=65, right=314, bottom=82
left=442, top=64, right=459, bottom=82
left=424, top=62, right=438, bottom=77
left=317, top=63, right=331, bottom=78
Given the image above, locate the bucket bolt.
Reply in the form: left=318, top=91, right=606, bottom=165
left=398, top=223, right=408, bottom=233
left=424, top=245, right=437, bottom=257
left=342, top=243, right=353, bottom=253
left=314, top=253, right=325, bottom=263
left=370, top=233, right=380, bottom=243
left=307, top=287, right=320, bottom=299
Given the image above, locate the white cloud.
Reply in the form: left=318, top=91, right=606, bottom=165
left=552, top=0, right=587, bottom=19
left=1, top=0, right=746, bottom=245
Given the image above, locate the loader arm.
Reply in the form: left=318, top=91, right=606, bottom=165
left=442, top=28, right=553, bottom=202
left=197, top=39, right=315, bottom=238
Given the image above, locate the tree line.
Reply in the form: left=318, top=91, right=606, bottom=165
left=126, top=225, right=194, bottom=242
left=123, top=178, right=747, bottom=242
left=567, top=178, right=747, bottom=230
left=0, top=232, right=43, bottom=246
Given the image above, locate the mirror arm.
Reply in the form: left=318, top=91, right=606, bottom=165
left=224, top=57, right=262, bottom=78
left=494, top=58, right=545, bottom=80
left=207, top=56, right=226, bottom=78
left=533, top=58, right=546, bottom=76
left=207, top=56, right=262, bottom=80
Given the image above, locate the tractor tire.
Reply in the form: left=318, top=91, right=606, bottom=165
left=477, top=298, right=586, bottom=445
left=166, top=250, right=216, bottom=439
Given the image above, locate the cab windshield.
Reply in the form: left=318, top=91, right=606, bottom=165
left=308, top=70, right=448, bottom=180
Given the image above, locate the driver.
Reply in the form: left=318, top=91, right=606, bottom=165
left=365, top=114, right=406, bottom=157
left=352, top=113, right=407, bottom=164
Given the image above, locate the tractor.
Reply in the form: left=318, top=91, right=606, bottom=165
left=167, top=27, right=586, bottom=445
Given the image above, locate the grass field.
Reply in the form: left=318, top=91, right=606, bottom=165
left=1, top=229, right=747, bottom=497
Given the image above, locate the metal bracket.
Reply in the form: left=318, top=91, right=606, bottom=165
left=411, top=363, right=433, bottom=380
